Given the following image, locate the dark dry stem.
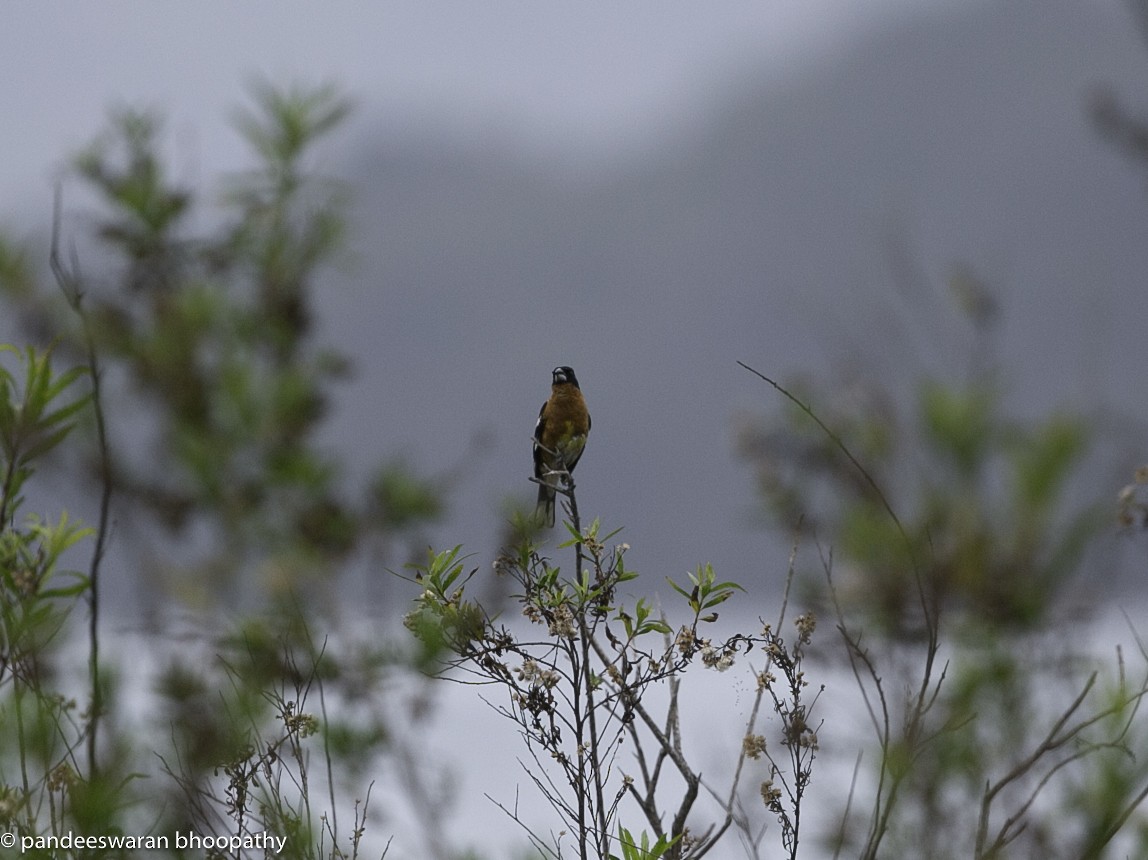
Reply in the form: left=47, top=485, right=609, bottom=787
left=974, top=668, right=1148, bottom=858
left=51, top=183, right=113, bottom=780
left=822, top=524, right=941, bottom=860
left=486, top=787, right=564, bottom=860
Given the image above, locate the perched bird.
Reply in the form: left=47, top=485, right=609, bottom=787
left=533, top=366, right=591, bottom=527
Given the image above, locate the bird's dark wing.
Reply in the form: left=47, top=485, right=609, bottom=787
left=533, top=400, right=548, bottom=477
left=565, top=447, right=584, bottom=474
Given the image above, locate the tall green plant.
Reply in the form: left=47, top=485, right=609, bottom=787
left=4, top=84, right=441, bottom=611
left=0, top=345, right=105, bottom=849
left=0, top=84, right=451, bottom=858
left=735, top=305, right=1146, bottom=859
left=736, top=365, right=1098, bottom=635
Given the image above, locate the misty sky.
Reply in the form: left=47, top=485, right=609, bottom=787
left=4, top=1, right=970, bottom=208
left=3, top=1, right=1148, bottom=610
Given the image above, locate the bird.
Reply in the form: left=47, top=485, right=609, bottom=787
left=533, top=366, right=591, bottom=527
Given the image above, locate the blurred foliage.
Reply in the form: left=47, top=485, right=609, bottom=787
left=737, top=274, right=1148, bottom=859
left=0, top=346, right=91, bottom=678
left=0, top=84, right=461, bottom=858
left=736, top=292, right=1102, bottom=637
left=1091, top=83, right=1148, bottom=169
left=835, top=632, right=1148, bottom=860
left=1, top=82, right=441, bottom=610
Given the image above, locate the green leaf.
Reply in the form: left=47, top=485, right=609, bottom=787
left=371, top=462, right=443, bottom=529
left=23, top=423, right=79, bottom=462
left=1010, top=415, right=1087, bottom=513
left=920, top=380, right=996, bottom=478
left=613, top=824, right=680, bottom=860
left=40, top=575, right=91, bottom=599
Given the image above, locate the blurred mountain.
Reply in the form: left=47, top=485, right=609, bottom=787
left=318, top=0, right=1148, bottom=603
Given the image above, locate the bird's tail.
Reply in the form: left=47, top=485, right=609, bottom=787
left=536, top=482, right=556, bottom=528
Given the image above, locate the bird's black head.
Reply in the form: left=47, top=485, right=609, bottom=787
left=552, top=366, right=579, bottom=387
